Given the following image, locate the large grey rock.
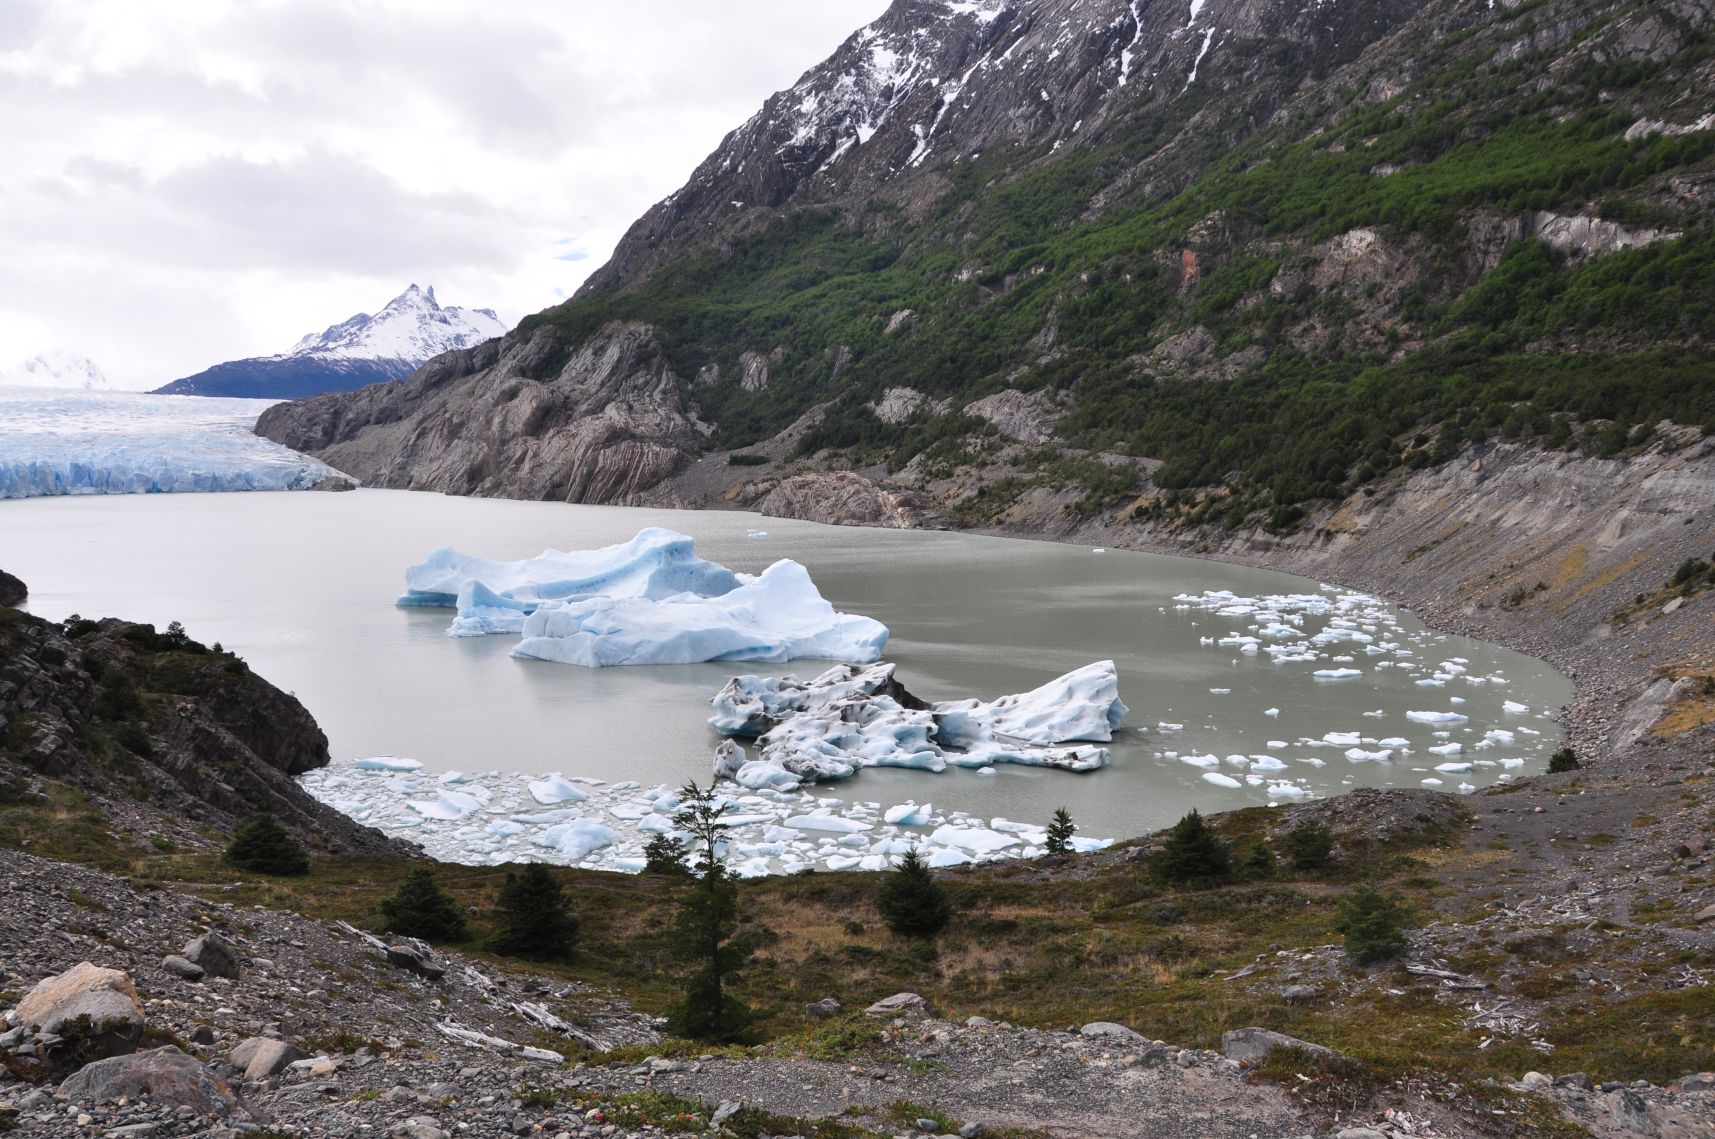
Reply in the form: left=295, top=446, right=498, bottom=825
left=1079, top=1022, right=1147, bottom=1044
left=182, top=933, right=240, bottom=980
left=59, top=1046, right=238, bottom=1118
left=228, top=1037, right=308, bottom=1080
left=160, top=955, right=205, bottom=982
left=386, top=941, right=445, bottom=981
left=11, top=962, right=144, bottom=1062
left=805, top=998, right=842, bottom=1020
left=1220, top=1027, right=1341, bottom=1064
left=865, top=992, right=935, bottom=1018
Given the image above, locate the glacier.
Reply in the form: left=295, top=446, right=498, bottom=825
left=512, top=558, right=888, bottom=668
left=707, top=659, right=1123, bottom=789
left=0, top=388, right=346, bottom=499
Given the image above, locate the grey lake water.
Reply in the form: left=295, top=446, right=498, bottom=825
left=0, top=488, right=1571, bottom=842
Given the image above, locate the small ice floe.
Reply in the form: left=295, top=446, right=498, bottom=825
left=1313, top=668, right=1362, bottom=679
left=1202, top=772, right=1243, bottom=789
left=1407, top=710, right=1468, bottom=725
left=1502, top=700, right=1530, bottom=715
left=356, top=756, right=423, bottom=772
left=1264, top=707, right=1281, bottom=717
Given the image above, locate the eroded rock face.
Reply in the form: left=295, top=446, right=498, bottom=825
left=963, top=389, right=1065, bottom=445
left=756, top=472, right=925, bottom=528
left=256, top=322, right=699, bottom=506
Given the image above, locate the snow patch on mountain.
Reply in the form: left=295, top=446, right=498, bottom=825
left=0, top=350, right=113, bottom=392
left=285, top=284, right=507, bottom=365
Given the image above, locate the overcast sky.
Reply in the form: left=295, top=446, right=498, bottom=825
left=0, top=0, right=889, bottom=387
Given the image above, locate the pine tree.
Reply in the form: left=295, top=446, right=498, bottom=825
left=379, top=866, right=469, bottom=943
left=1244, top=839, right=1275, bottom=878
left=1335, top=884, right=1409, bottom=965
left=1282, top=822, right=1336, bottom=871
left=225, top=814, right=310, bottom=876
left=489, top=863, right=578, bottom=959
left=666, top=782, right=755, bottom=1042
left=643, top=832, right=690, bottom=876
left=1045, top=807, right=1076, bottom=856
left=1153, top=809, right=1232, bottom=886
left=877, top=847, right=952, bottom=937
left=1547, top=747, right=1580, bottom=773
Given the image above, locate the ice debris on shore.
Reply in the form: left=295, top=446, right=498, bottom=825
left=706, top=660, right=1125, bottom=789
left=299, top=763, right=1111, bottom=875
left=397, top=527, right=887, bottom=666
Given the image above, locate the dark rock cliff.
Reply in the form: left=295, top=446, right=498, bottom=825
left=0, top=610, right=396, bottom=854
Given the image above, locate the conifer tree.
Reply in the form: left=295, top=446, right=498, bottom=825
left=643, top=832, right=690, bottom=876
left=1335, top=884, right=1410, bottom=965
left=877, top=847, right=952, bottom=937
left=1045, top=807, right=1076, bottom=856
left=489, top=863, right=578, bottom=959
left=1244, top=839, right=1276, bottom=878
left=379, top=866, right=469, bottom=943
left=225, top=814, right=310, bottom=876
left=666, top=782, right=755, bottom=1042
left=1153, top=808, right=1232, bottom=886
left=1282, top=821, right=1336, bottom=871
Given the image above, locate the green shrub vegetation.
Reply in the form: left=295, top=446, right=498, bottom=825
left=876, top=848, right=953, bottom=938
left=489, top=863, right=579, bottom=960
left=1547, top=747, right=1581, bottom=774
left=1154, top=809, right=1233, bottom=886
left=1335, top=885, right=1410, bottom=965
left=1281, top=822, right=1336, bottom=871
left=224, top=814, right=310, bottom=877
left=379, top=866, right=470, bottom=943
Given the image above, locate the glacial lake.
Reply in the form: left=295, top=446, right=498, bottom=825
left=1, top=489, right=1573, bottom=847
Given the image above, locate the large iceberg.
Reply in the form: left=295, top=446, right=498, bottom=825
left=513, top=559, right=887, bottom=667
left=398, top=527, right=743, bottom=633
left=0, top=388, right=344, bottom=499
left=707, top=660, right=1123, bottom=788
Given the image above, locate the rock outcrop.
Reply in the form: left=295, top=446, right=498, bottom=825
left=756, top=472, right=925, bottom=528
left=8, top=963, right=144, bottom=1066
left=0, top=611, right=396, bottom=853
left=59, top=1046, right=241, bottom=1118
left=0, top=570, right=24, bottom=609
left=255, top=321, right=701, bottom=505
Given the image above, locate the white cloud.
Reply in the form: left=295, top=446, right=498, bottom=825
left=0, top=0, right=888, bottom=386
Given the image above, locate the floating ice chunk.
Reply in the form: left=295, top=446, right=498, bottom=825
left=1415, top=678, right=1446, bottom=687
left=1202, top=772, right=1242, bottom=788
left=1427, top=743, right=1463, bottom=756
left=356, top=756, right=422, bottom=772
left=1250, top=756, right=1287, bottom=771
left=1158, top=721, right=1184, bottom=731
left=401, top=527, right=742, bottom=614
left=785, top=814, right=873, bottom=833
left=1434, top=761, right=1473, bottom=773
left=1180, top=753, right=1221, bottom=768
left=1264, top=707, right=1281, bottom=717
left=1501, top=758, right=1525, bottom=768
left=1267, top=740, right=1289, bottom=749
left=1345, top=748, right=1392, bottom=762
left=1377, top=737, right=1411, bottom=749
left=884, top=802, right=933, bottom=825
left=1483, top=729, right=1516, bottom=744
left=408, top=787, right=489, bottom=821
left=528, top=775, right=588, bottom=805
left=1314, top=668, right=1362, bottom=679
left=935, top=660, right=1127, bottom=747
left=859, top=854, right=890, bottom=871
left=534, top=820, right=618, bottom=861
left=927, top=847, right=972, bottom=868
left=1068, top=836, right=1110, bottom=853
left=928, top=825, right=1020, bottom=853
left=1421, top=778, right=1443, bottom=786
left=1267, top=782, right=1311, bottom=800
left=1209, top=687, right=1231, bottom=695
left=1502, top=700, right=1530, bottom=714
left=514, top=559, right=887, bottom=667
left=1323, top=731, right=1363, bottom=747
left=1406, top=710, right=1468, bottom=725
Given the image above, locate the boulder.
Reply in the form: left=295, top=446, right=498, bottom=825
left=59, top=1046, right=239, bottom=1118
left=1220, top=1027, right=1342, bottom=1064
left=182, top=933, right=241, bottom=980
left=864, top=992, right=935, bottom=1018
left=229, top=1037, right=309, bottom=1080
left=805, top=998, right=842, bottom=1020
left=160, top=955, right=205, bottom=982
left=12, top=962, right=145, bottom=1062
left=1079, top=1022, right=1147, bottom=1044
left=386, top=940, right=445, bottom=981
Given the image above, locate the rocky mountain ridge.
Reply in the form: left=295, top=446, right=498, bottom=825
left=156, top=285, right=507, bottom=400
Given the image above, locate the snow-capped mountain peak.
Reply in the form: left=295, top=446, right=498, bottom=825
left=0, top=350, right=113, bottom=391
left=284, top=284, right=507, bottom=364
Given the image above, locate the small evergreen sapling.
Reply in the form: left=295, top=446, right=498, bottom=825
left=1335, top=884, right=1409, bottom=965
left=666, top=781, right=756, bottom=1042
left=224, top=814, right=310, bottom=876
left=379, top=866, right=469, bottom=943
left=1547, top=747, right=1580, bottom=773
left=1153, top=809, right=1232, bottom=886
left=1045, top=808, right=1077, bottom=856
left=489, top=863, right=578, bottom=959
left=643, top=832, right=690, bottom=875
left=1282, top=822, right=1336, bottom=871
left=876, top=847, right=952, bottom=937
left=1244, top=840, right=1275, bottom=878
